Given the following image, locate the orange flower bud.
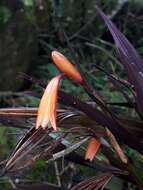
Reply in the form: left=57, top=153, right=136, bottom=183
left=85, top=137, right=101, bottom=161
left=51, top=51, right=83, bottom=83
left=36, top=74, right=63, bottom=130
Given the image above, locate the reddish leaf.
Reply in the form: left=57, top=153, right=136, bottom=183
left=71, top=173, right=113, bottom=190
left=10, top=183, right=67, bottom=190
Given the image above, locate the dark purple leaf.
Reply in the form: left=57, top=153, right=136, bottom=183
left=96, top=6, right=143, bottom=115
left=59, top=91, right=143, bottom=154
left=5, top=127, right=48, bottom=172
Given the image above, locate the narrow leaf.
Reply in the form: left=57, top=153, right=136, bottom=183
left=96, top=6, right=143, bottom=114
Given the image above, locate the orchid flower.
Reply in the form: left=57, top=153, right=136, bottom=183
left=36, top=74, right=63, bottom=130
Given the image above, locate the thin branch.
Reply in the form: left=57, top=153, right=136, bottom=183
left=106, top=128, right=128, bottom=164
left=52, top=137, right=89, bottom=161
left=54, top=161, right=62, bottom=187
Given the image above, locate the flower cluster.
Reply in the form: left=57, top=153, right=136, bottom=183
left=36, top=50, right=100, bottom=161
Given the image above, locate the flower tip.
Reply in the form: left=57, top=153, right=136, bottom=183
left=35, top=125, right=39, bottom=130
left=35, top=120, right=41, bottom=130
left=52, top=50, right=63, bottom=58
left=53, top=126, right=57, bottom=131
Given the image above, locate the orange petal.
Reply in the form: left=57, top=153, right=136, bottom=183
left=51, top=51, right=83, bottom=83
left=36, top=74, right=63, bottom=130
left=85, top=137, right=101, bottom=161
